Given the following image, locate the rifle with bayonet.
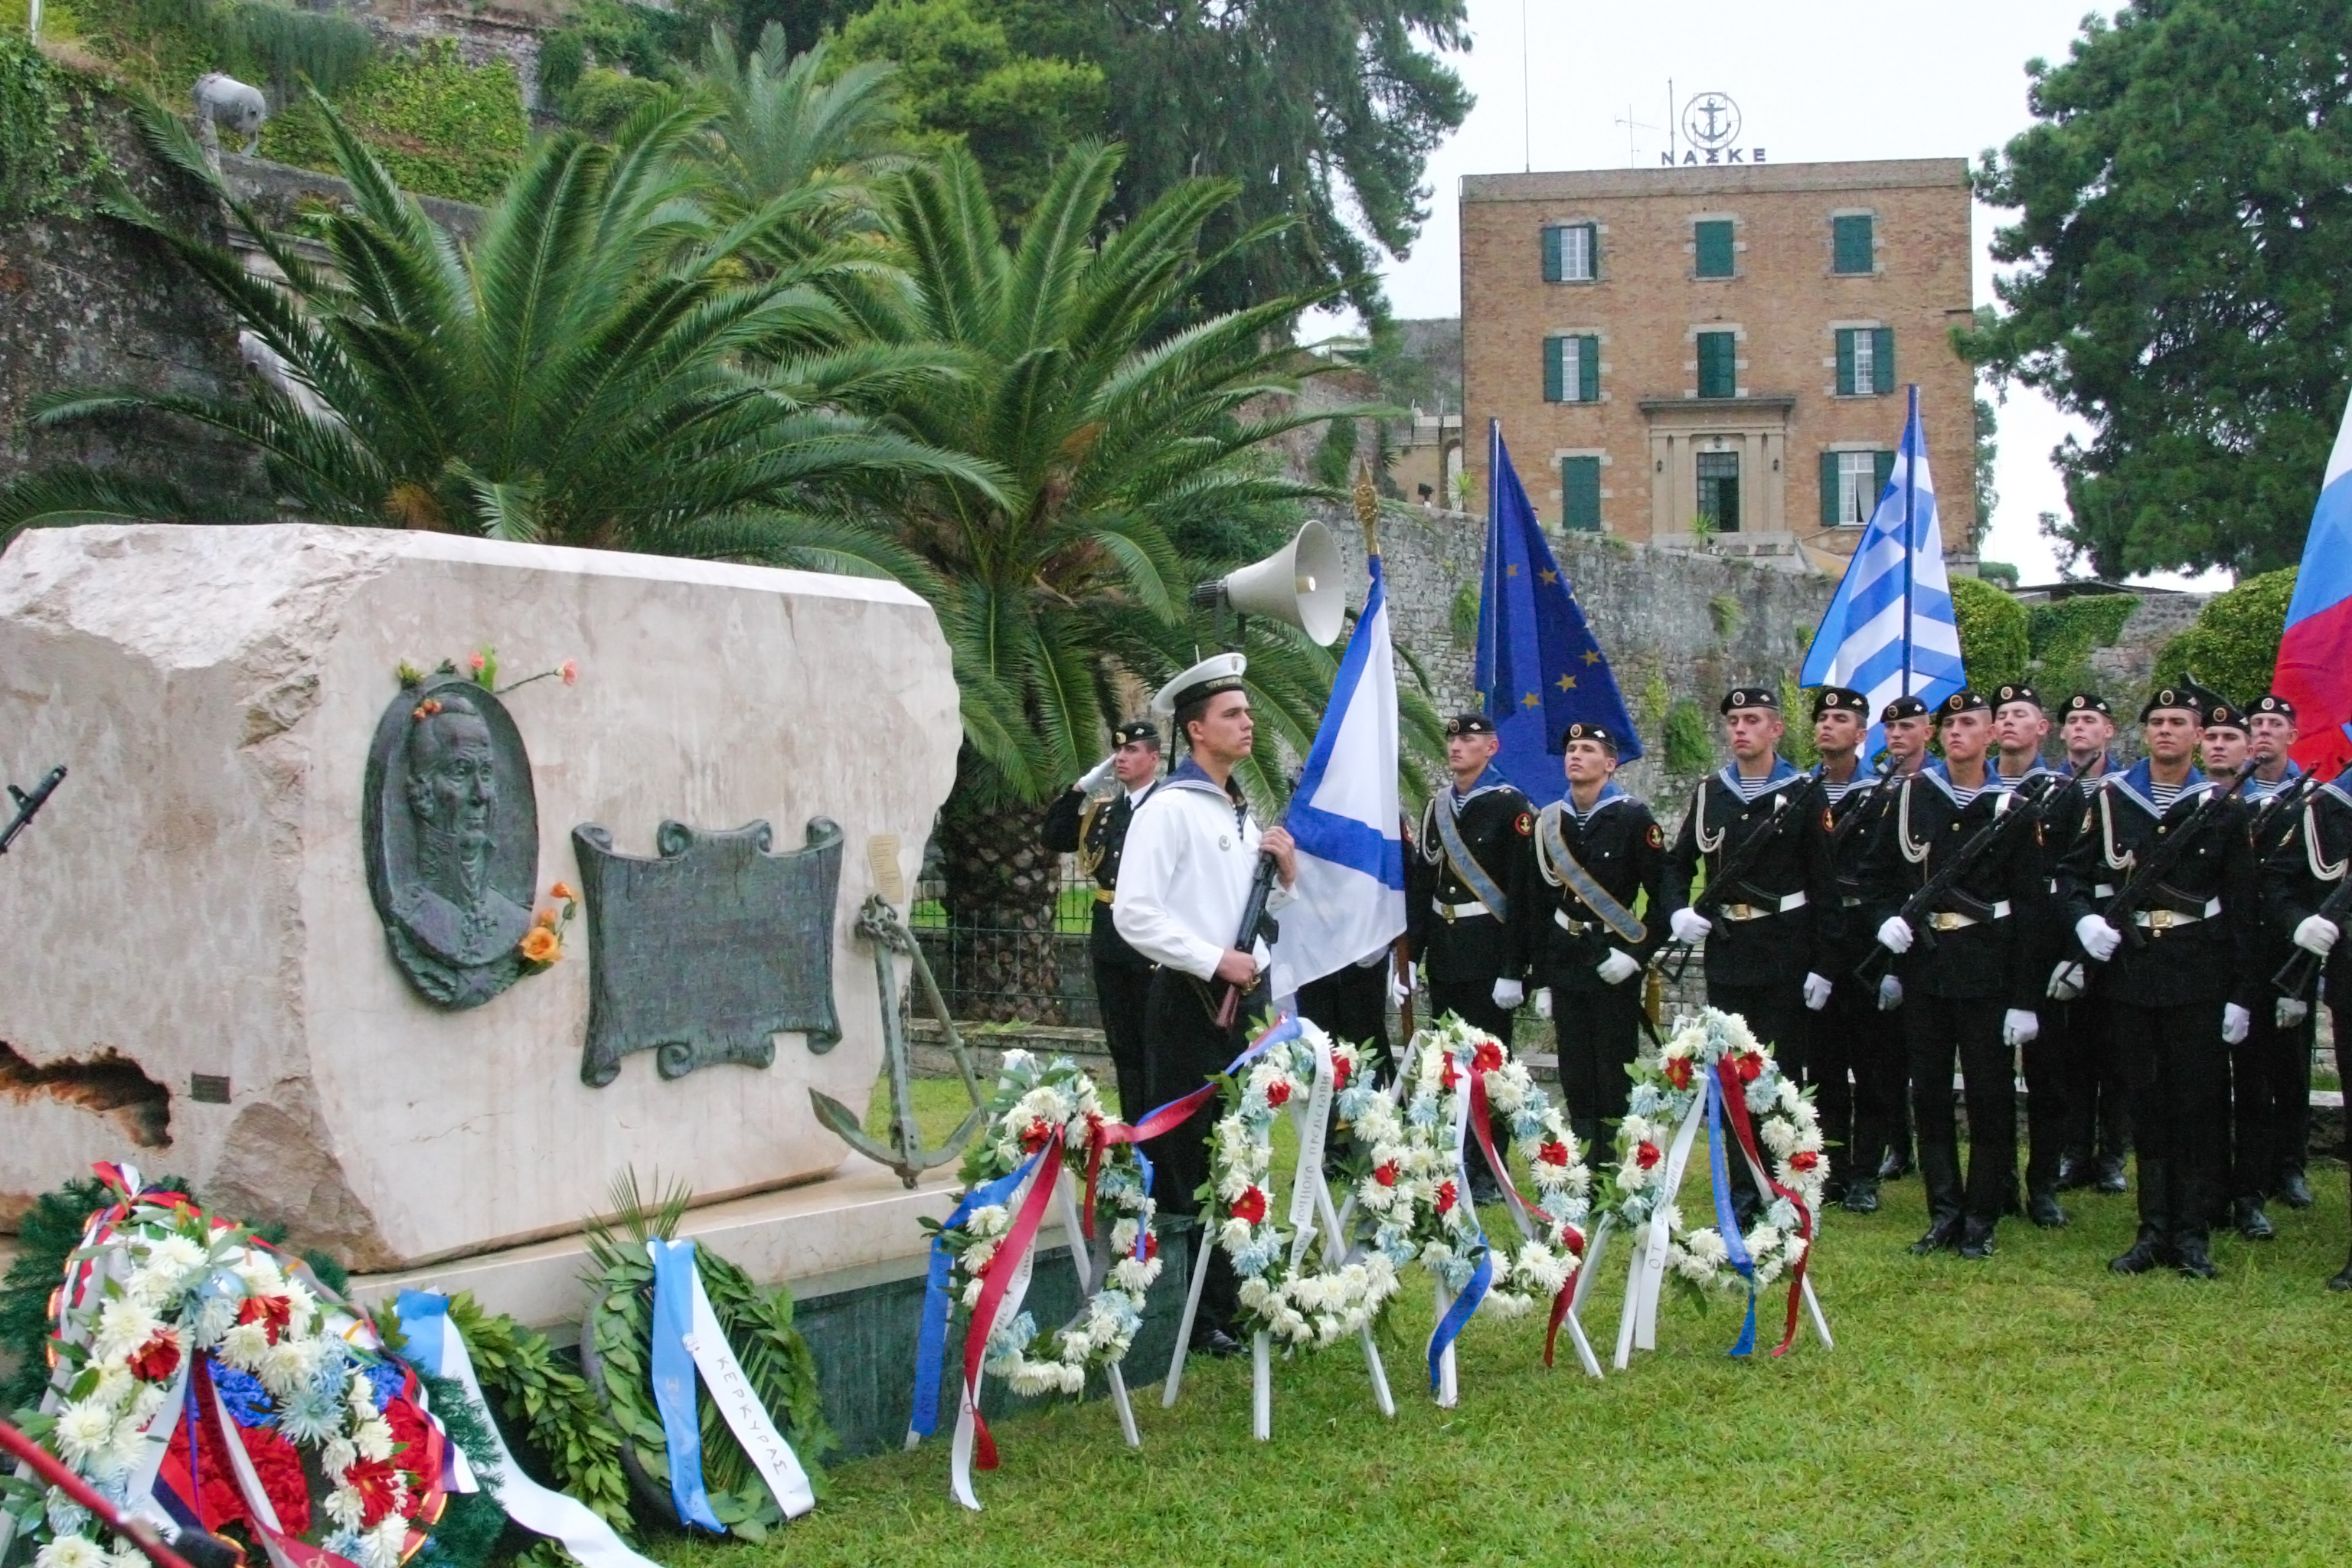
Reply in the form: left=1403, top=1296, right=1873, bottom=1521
left=2273, top=802, right=2352, bottom=1001
left=2096, top=769, right=2252, bottom=951
left=1662, top=766, right=1821, bottom=982
left=1852, top=777, right=2048, bottom=985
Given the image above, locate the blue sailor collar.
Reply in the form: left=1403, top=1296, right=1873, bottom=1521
left=2321, top=761, right=2352, bottom=809
left=1449, top=766, right=1511, bottom=812
left=1163, top=755, right=1246, bottom=809
left=1916, top=759, right=2003, bottom=807
left=2243, top=762, right=2304, bottom=802
left=2106, top=757, right=2210, bottom=819
left=2062, top=752, right=2121, bottom=783
left=1565, top=780, right=1628, bottom=822
left=1716, top=756, right=1802, bottom=799
left=1990, top=761, right=2054, bottom=792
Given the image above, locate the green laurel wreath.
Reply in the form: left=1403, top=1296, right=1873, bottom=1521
left=577, top=1176, right=835, bottom=1544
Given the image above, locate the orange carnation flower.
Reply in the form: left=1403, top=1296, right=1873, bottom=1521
left=519, top=926, right=561, bottom=965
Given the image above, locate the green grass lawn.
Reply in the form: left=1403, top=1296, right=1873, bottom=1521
left=795, top=1075, right=2352, bottom=1566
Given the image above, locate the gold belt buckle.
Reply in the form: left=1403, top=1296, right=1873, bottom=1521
left=1723, top=903, right=1756, bottom=921
left=2146, top=908, right=2175, bottom=931
left=1442, top=903, right=1457, bottom=925
left=1927, top=911, right=1965, bottom=933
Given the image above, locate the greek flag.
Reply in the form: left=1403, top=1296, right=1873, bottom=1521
left=1269, top=553, right=1406, bottom=998
left=1798, top=386, right=1965, bottom=752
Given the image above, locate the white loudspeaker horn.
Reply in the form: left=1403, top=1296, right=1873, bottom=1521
left=1192, top=520, right=1346, bottom=646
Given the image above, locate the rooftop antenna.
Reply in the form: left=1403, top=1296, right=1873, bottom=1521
left=1521, top=0, right=1533, bottom=172
left=1668, top=78, right=1676, bottom=165
left=1614, top=104, right=1661, bottom=168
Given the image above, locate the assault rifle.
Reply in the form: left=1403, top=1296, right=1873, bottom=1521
left=0, top=765, right=64, bottom=857
left=1852, top=778, right=2047, bottom=986
left=1211, top=773, right=1299, bottom=1029
left=2274, top=844, right=2352, bottom=1003
left=2097, top=769, right=2252, bottom=952
left=1662, top=766, right=1821, bottom=982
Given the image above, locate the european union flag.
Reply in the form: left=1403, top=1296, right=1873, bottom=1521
left=1475, top=421, right=1642, bottom=806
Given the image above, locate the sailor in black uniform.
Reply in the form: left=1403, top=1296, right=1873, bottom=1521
left=2047, top=691, right=2130, bottom=1196
left=1040, top=718, right=1161, bottom=1117
left=1805, top=687, right=1888, bottom=1212
left=1989, top=681, right=2072, bottom=1228
left=1872, top=692, right=1936, bottom=1184
left=2241, top=692, right=2315, bottom=1224
left=1413, top=713, right=1537, bottom=1043
left=2262, top=736, right=2352, bottom=1287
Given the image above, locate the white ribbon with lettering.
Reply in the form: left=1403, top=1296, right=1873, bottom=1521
left=1618, top=1086, right=1709, bottom=1369
left=671, top=1257, right=818, bottom=1522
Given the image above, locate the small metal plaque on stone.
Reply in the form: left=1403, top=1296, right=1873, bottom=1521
left=571, top=817, right=844, bottom=1086
left=190, top=1073, right=231, bottom=1103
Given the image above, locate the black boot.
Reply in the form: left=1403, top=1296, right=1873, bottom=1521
left=2278, top=1168, right=2315, bottom=1210
left=1879, top=1143, right=1913, bottom=1182
left=2027, top=1183, right=2067, bottom=1228
left=2055, top=1151, right=2092, bottom=1191
left=2174, top=1167, right=2221, bottom=1279
left=1958, top=1215, right=1998, bottom=1260
left=2330, top=1246, right=2352, bottom=1292
left=2233, top=1196, right=2275, bottom=1241
left=1909, top=1144, right=1964, bottom=1254
left=2109, top=1160, right=2171, bottom=1274
left=2094, top=1152, right=2128, bottom=1194
left=1842, top=1178, right=1880, bottom=1215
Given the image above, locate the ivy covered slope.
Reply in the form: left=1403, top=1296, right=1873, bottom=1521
left=2154, top=567, right=2298, bottom=702
left=258, top=39, right=528, bottom=206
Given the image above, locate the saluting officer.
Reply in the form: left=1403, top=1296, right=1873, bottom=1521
left=1865, top=690, right=2050, bottom=1260
left=1990, top=681, right=2073, bottom=1228
left=2047, top=691, right=2130, bottom=1196
left=1664, top=686, right=1833, bottom=1080
left=2262, top=738, right=2352, bottom=1288
left=1040, top=718, right=1161, bottom=1118
left=1871, top=691, right=1937, bottom=1185
left=1115, top=653, right=1298, bottom=1355
left=2056, top=686, right=2257, bottom=1281
left=1805, top=687, right=1890, bottom=1213
left=2242, top=692, right=2316, bottom=1221
left=1523, top=720, right=1670, bottom=1155
left=1413, top=713, right=1537, bottom=1042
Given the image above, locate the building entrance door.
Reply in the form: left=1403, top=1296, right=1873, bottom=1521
left=1696, top=450, right=1740, bottom=532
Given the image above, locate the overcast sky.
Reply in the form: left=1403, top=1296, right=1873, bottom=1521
left=1324, top=0, right=2229, bottom=591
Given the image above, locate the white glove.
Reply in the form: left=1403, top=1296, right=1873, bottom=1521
left=1492, top=978, right=1526, bottom=1011
left=1596, top=949, right=1642, bottom=986
left=2294, top=914, right=2341, bottom=956
left=2047, top=962, right=2085, bottom=1002
left=1389, top=960, right=1416, bottom=1005
left=2277, top=996, right=2310, bottom=1029
left=2002, top=1008, right=2040, bottom=1048
left=1877, top=974, right=1903, bottom=1011
left=1803, top=972, right=1833, bottom=1011
left=1669, top=907, right=1713, bottom=944
left=2222, top=1002, right=2250, bottom=1046
left=1535, top=987, right=1555, bottom=1019
left=1876, top=916, right=1914, bottom=955
left=1076, top=753, right=1118, bottom=792
left=2074, top=915, right=2122, bottom=962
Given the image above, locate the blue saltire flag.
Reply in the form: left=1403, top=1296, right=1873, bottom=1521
left=1269, top=551, right=1406, bottom=998
left=1798, top=385, right=1965, bottom=753
left=1476, top=421, right=1643, bottom=808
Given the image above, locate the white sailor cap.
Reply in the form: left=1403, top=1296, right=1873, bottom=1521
left=1152, top=652, right=1249, bottom=717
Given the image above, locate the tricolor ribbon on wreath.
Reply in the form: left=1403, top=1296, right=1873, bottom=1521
left=1706, top=1060, right=1819, bottom=1358
left=643, top=1240, right=817, bottom=1530
left=1425, top=1079, right=1494, bottom=1397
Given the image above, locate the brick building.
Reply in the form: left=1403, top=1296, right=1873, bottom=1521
left=1459, top=158, right=1977, bottom=568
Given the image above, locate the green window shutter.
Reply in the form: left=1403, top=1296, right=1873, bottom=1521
left=1578, top=335, right=1600, bottom=402
left=1543, top=337, right=1563, bottom=402
left=1697, top=332, right=1735, bottom=398
left=1563, top=456, right=1602, bottom=531
left=1874, top=449, right=1896, bottom=496
left=1819, top=452, right=1841, bottom=526
left=1835, top=328, right=1856, bottom=396
left=1695, top=220, right=1734, bottom=278
left=1542, top=225, right=1563, bottom=283
left=1833, top=214, right=1873, bottom=274
left=1584, top=224, right=1600, bottom=279
left=1873, top=327, right=1896, bottom=394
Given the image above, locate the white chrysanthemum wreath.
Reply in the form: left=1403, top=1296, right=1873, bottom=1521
left=1606, top=1007, right=1826, bottom=1292
left=1207, top=1020, right=1403, bottom=1349
left=934, top=1051, right=1160, bottom=1397
left=1384, top=1016, right=1592, bottom=1328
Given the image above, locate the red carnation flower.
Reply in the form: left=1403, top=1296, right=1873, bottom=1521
left=1331, top=1057, right=1351, bottom=1091
left=1229, top=1186, right=1268, bottom=1225
left=1635, top=1140, right=1662, bottom=1171
left=1265, top=1080, right=1292, bottom=1109
left=1441, top=1057, right=1461, bottom=1090
left=128, top=1328, right=181, bottom=1383
left=1734, top=1051, right=1765, bottom=1083
left=1436, top=1179, right=1459, bottom=1215
left=1789, top=1150, right=1821, bottom=1172
left=1473, top=1040, right=1504, bottom=1073
left=1019, top=1117, right=1053, bottom=1154
left=1374, top=1161, right=1400, bottom=1187
left=237, top=1294, right=293, bottom=1345
left=240, top=1423, right=311, bottom=1536
left=1537, top=1139, right=1571, bottom=1168
left=1142, top=1232, right=1159, bottom=1261
left=1664, top=1057, right=1693, bottom=1090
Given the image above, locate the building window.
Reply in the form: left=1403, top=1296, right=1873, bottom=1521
left=1562, top=456, right=1602, bottom=531
left=1544, top=335, right=1600, bottom=403
left=1696, top=450, right=1740, bottom=532
left=1833, top=214, right=1874, bottom=275
left=1836, top=327, right=1895, bottom=395
left=1694, top=220, right=1736, bottom=279
left=1543, top=223, right=1597, bottom=283
left=1819, top=449, right=1896, bottom=524
left=1696, top=331, right=1737, bottom=398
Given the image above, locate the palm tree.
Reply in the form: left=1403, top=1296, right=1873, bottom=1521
left=0, top=93, right=987, bottom=564
left=835, top=141, right=1369, bottom=1015
left=685, top=23, right=903, bottom=247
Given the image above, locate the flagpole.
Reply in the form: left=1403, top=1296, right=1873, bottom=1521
left=1901, top=384, right=1918, bottom=697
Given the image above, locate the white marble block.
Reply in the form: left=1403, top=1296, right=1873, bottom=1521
left=0, top=524, right=959, bottom=1268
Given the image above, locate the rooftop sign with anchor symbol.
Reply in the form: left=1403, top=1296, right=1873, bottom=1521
left=1666, top=91, right=1765, bottom=165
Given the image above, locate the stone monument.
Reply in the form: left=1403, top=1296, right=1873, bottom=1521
left=0, top=524, right=961, bottom=1270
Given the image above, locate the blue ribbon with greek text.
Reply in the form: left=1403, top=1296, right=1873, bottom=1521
left=648, top=1239, right=726, bottom=1533
left=1706, top=1073, right=1759, bottom=1357
left=1426, top=1085, right=1494, bottom=1391
left=908, top=1152, right=1042, bottom=1442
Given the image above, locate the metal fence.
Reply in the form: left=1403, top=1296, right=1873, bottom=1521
left=907, top=858, right=1102, bottom=1026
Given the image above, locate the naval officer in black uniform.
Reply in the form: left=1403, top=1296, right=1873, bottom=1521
left=1413, top=712, right=1537, bottom=1043
left=1523, top=720, right=1669, bottom=1155
left=2056, top=685, right=2257, bottom=1280
left=1040, top=718, right=1161, bottom=1118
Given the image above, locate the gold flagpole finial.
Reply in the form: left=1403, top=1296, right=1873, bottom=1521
left=1351, top=462, right=1381, bottom=558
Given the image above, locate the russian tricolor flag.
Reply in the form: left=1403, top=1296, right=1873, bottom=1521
left=2277, top=390, right=2352, bottom=776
